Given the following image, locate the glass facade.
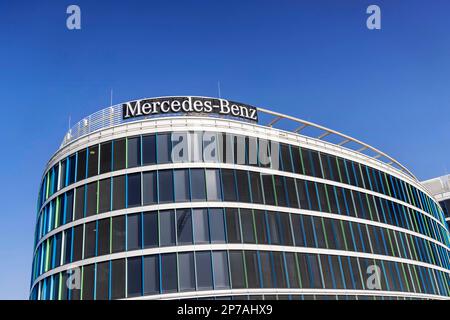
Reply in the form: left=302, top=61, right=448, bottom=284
left=31, top=126, right=450, bottom=300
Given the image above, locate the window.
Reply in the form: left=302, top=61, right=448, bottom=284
left=127, top=213, right=141, bottom=251
left=112, top=175, right=126, bottom=210
left=196, top=251, right=213, bottom=290
left=190, top=169, right=206, bottom=201
left=158, top=170, right=173, bottom=203
left=127, top=136, right=141, bottom=168
left=229, top=251, right=246, bottom=289
left=178, top=252, right=195, bottom=291
left=240, top=209, right=256, bottom=244
left=74, top=186, right=85, bottom=220
left=193, top=209, right=209, bottom=244
left=262, top=175, right=275, bottom=206
left=267, top=212, right=281, bottom=245
left=113, top=139, right=126, bottom=171
left=221, top=169, right=236, bottom=202
left=111, top=259, right=125, bottom=299
left=176, top=209, right=192, bottom=245
left=285, top=177, right=299, bottom=208
left=84, top=221, right=96, bottom=258
left=249, top=172, right=263, bottom=204
left=225, top=208, right=241, bottom=243
left=77, top=149, right=87, bottom=182
left=236, top=170, right=251, bottom=203
left=272, top=251, right=287, bottom=288
left=280, top=144, right=293, bottom=172
left=64, top=229, right=72, bottom=264
left=127, top=173, right=141, bottom=207
left=142, top=134, right=156, bottom=165
left=65, top=190, right=74, bottom=223
left=98, top=178, right=111, bottom=214
left=96, top=261, right=109, bottom=300
left=72, top=225, right=83, bottom=261
left=245, top=251, right=260, bottom=288
left=159, top=210, right=175, bottom=246
left=99, top=141, right=112, bottom=174
left=59, top=159, right=67, bottom=189
left=142, top=172, right=157, bottom=205
left=82, top=264, right=95, bottom=300
left=127, top=257, right=142, bottom=297
left=112, top=216, right=126, bottom=253
left=285, top=252, right=300, bottom=288
left=97, top=218, right=110, bottom=256
left=85, top=182, right=97, bottom=216
left=209, top=208, right=226, bottom=243
left=143, top=255, right=160, bottom=295
left=174, top=169, right=190, bottom=202
left=68, top=154, right=76, bottom=185
left=143, top=211, right=158, bottom=248
left=161, top=253, right=177, bottom=293
left=87, top=145, right=99, bottom=178
left=213, top=251, right=230, bottom=289
left=274, top=176, right=287, bottom=207
left=205, top=169, right=221, bottom=201
left=157, top=133, right=172, bottom=164
left=254, top=210, right=268, bottom=244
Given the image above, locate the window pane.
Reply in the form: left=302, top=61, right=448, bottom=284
left=245, top=251, right=260, bottom=288
left=176, top=209, right=192, bottom=245
left=157, top=133, right=172, bottom=164
left=142, top=172, right=157, bottom=205
left=191, top=169, right=206, bottom=201
left=209, top=208, right=226, bottom=243
left=236, top=170, right=251, bottom=203
left=68, top=154, right=76, bottom=185
left=240, top=209, right=255, bottom=244
left=174, top=169, right=190, bottom=202
left=99, top=141, right=112, bottom=174
left=213, top=251, right=230, bottom=289
left=249, top=172, right=263, bottom=204
left=98, top=178, right=111, bottom=214
left=254, top=210, right=268, bottom=244
left=143, top=211, right=158, bottom=248
left=72, top=225, right=83, bottom=261
left=64, top=229, right=72, bottom=264
left=127, top=257, right=142, bottom=297
left=229, top=251, right=246, bottom=289
left=158, top=170, right=174, bottom=203
left=221, top=169, right=236, bottom=202
left=87, top=145, right=99, bottom=178
left=112, top=175, right=125, bottom=210
left=77, top=149, right=87, bottom=182
left=85, top=182, right=97, bottom=217
left=142, top=134, right=156, bottom=165
left=178, top=252, right=195, bottom=291
left=97, top=218, right=110, bottom=256
left=60, top=159, right=67, bottom=189
left=193, top=209, right=209, bottom=244
left=96, top=261, right=109, bottom=300
left=127, top=136, right=141, bottom=168
left=111, top=259, right=125, bottom=299
left=84, top=221, right=96, bottom=259
left=225, top=208, right=241, bottom=243
left=127, top=173, right=141, bottom=207
left=159, top=210, right=175, bottom=246
left=127, top=213, right=141, bottom=251
left=161, top=253, right=177, bottom=293
left=262, top=175, right=275, bottom=206
left=206, top=169, right=221, bottom=201
left=113, top=139, right=126, bottom=171
left=143, top=255, right=160, bottom=295
left=74, top=185, right=85, bottom=220
left=82, top=264, right=95, bottom=300
left=112, top=216, right=125, bottom=253
left=196, top=251, right=213, bottom=290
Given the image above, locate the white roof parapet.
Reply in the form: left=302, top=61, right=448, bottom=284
left=422, top=175, right=450, bottom=197
left=59, top=96, right=417, bottom=181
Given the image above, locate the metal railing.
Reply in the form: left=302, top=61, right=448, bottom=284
left=60, top=97, right=416, bottom=181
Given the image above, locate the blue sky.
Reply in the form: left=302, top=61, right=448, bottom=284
left=0, top=0, right=449, bottom=299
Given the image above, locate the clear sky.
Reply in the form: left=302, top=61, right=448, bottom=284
left=0, top=0, right=449, bottom=299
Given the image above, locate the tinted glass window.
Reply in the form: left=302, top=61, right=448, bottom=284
left=87, top=145, right=99, bottom=178
left=193, top=209, right=209, bottom=244
left=77, top=149, right=87, bottom=182
left=236, top=170, right=251, bottom=203
left=68, top=154, right=76, bottom=185
left=143, top=211, right=158, bottom=248
left=157, top=133, right=172, bottom=164
left=97, top=218, right=110, bottom=256
left=127, top=257, right=142, bottom=297
left=112, top=216, right=125, bottom=253
left=262, top=175, right=275, bottom=206
left=82, top=264, right=95, bottom=300
left=176, top=209, right=193, bottom=245
left=112, top=175, right=126, bottom=210
left=206, top=169, right=221, bottom=201
left=196, top=251, right=213, bottom=290
left=225, top=208, right=241, bottom=243
left=143, top=255, right=160, bottom=295
left=245, top=251, right=260, bottom=288
left=158, top=170, right=173, bottom=203
left=191, top=169, right=206, bottom=201
left=142, top=134, right=156, bottom=165
left=213, top=251, right=230, bottom=289
left=142, top=172, right=157, bottom=205
left=127, top=173, right=141, bottom=207
left=84, top=221, right=96, bottom=258
left=127, top=213, right=141, bottom=251
left=98, top=178, right=111, bottom=214
left=96, top=261, right=109, bottom=300
left=74, top=186, right=85, bottom=220
left=240, top=209, right=255, bottom=244
left=113, top=139, right=126, bottom=171
left=159, top=210, right=175, bottom=246
left=72, top=225, right=83, bottom=261
left=209, top=208, right=226, bottom=243
left=127, top=136, right=141, bottom=168
left=161, top=253, right=177, bottom=293
left=85, top=182, right=97, bottom=216
left=174, top=169, right=190, bottom=202
left=99, top=141, right=112, bottom=174
left=229, top=251, right=246, bottom=289
left=178, top=252, right=195, bottom=291
left=111, top=259, right=125, bottom=299
left=249, top=172, right=263, bottom=204
left=221, top=169, right=236, bottom=202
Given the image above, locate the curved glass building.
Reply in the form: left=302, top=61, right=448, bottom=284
left=30, top=96, right=450, bottom=300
